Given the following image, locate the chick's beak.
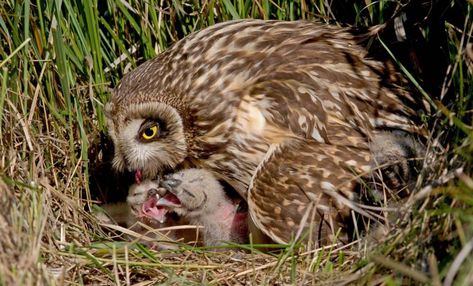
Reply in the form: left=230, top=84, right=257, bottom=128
left=157, top=192, right=182, bottom=207
left=161, top=178, right=181, bottom=190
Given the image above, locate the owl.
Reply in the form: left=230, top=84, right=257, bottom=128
left=105, top=20, right=428, bottom=245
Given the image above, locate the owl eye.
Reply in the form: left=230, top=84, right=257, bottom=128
left=141, top=124, right=159, bottom=140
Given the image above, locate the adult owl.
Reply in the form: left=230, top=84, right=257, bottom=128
left=105, top=20, right=428, bottom=245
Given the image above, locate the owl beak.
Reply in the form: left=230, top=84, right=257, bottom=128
left=135, top=169, right=143, bottom=185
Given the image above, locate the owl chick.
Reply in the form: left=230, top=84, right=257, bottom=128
left=93, top=180, right=163, bottom=227
left=127, top=180, right=166, bottom=225
left=144, top=168, right=249, bottom=246
left=127, top=180, right=203, bottom=247
left=106, top=20, right=429, bottom=245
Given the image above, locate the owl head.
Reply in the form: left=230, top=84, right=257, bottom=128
left=105, top=100, right=188, bottom=181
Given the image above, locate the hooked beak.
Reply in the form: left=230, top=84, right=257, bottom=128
left=161, top=178, right=182, bottom=190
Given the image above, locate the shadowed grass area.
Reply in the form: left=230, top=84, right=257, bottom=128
left=1, top=0, right=472, bottom=284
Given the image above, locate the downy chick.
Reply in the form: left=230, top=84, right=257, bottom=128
left=127, top=180, right=167, bottom=228
left=146, top=168, right=248, bottom=247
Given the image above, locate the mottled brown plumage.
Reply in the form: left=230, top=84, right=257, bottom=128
left=106, top=20, right=428, bottom=244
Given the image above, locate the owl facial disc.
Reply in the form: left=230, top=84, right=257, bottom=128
left=105, top=102, right=188, bottom=182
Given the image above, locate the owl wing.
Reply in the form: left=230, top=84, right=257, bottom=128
left=243, top=38, right=425, bottom=147
left=247, top=139, right=375, bottom=245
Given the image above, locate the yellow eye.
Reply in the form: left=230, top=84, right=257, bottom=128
left=142, top=125, right=159, bottom=140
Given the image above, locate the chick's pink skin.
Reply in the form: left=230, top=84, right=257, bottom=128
left=231, top=207, right=249, bottom=244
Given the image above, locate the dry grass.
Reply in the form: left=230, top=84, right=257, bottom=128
left=1, top=0, right=473, bottom=285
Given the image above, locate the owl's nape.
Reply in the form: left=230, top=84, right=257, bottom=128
left=107, top=20, right=428, bottom=245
